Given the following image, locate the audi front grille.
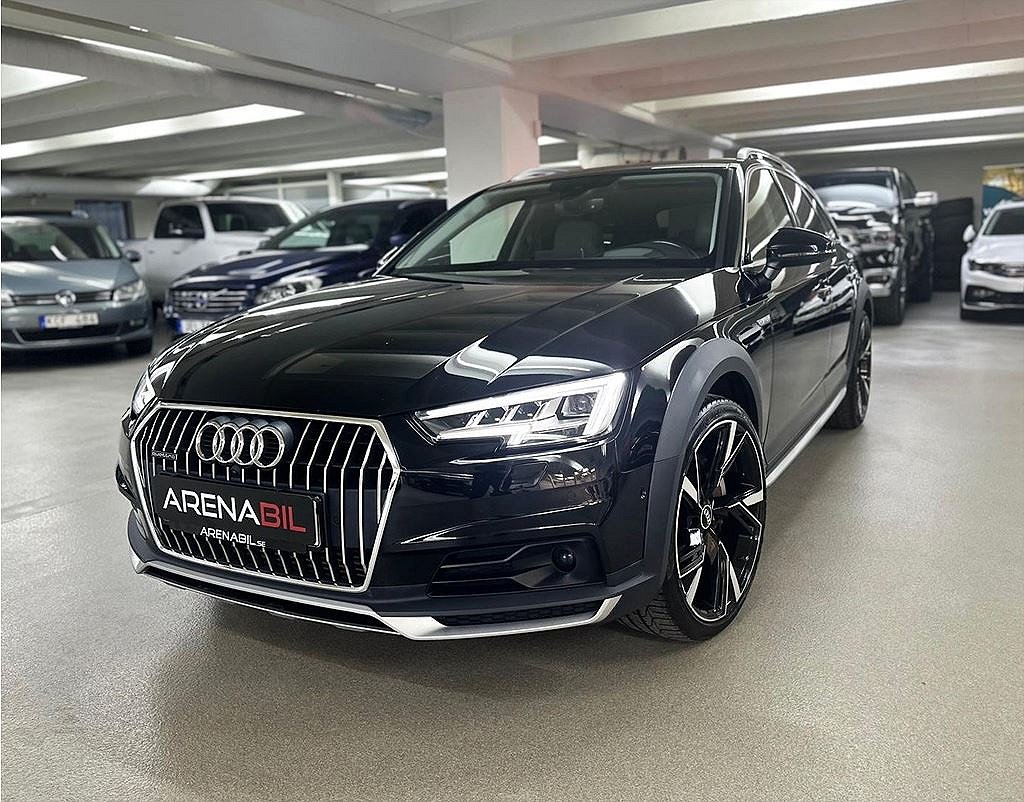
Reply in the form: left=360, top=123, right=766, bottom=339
left=167, top=289, right=250, bottom=313
left=130, top=403, right=399, bottom=592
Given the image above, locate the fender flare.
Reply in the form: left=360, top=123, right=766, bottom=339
left=639, top=339, right=767, bottom=592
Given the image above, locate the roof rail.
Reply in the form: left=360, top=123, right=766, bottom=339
left=736, top=147, right=798, bottom=175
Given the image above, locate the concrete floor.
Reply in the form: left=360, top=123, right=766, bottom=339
left=2, top=293, right=1022, bottom=801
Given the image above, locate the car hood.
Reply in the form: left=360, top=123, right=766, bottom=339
left=171, top=246, right=370, bottom=287
left=970, top=235, right=1024, bottom=264
left=155, top=268, right=726, bottom=418
left=0, top=259, right=138, bottom=294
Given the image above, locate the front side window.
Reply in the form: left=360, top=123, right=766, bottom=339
left=206, top=202, right=290, bottom=233
left=154, top=205, right=203, bottom=238
left=266, top=205, right=397, bottom=250
left=1, top=220, right=121, bottom=262
left=392, top=170, right=726, bottom=275
left=805, top=171, right=898, bottom=211
left=981, top=206, right=1024, bottom=236
left=745, top=169, right=792, bottom=262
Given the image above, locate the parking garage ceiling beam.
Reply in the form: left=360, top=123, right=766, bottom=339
left=541, top=0, right=1022, bottom=79
left=0, top=27, right=434, bottom=133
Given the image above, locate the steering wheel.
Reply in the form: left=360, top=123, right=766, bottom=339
left=634, top=240, right=702, bottom=259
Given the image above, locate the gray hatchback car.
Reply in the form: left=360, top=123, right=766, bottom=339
left=1, top=213, right=153, bottom=354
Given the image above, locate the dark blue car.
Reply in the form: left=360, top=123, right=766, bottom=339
left=164, top=198, right=446, bottom=334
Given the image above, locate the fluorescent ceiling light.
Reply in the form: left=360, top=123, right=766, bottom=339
left=176, top=138, right=566, bottom=181
left=0, top=65, right=86, bottom=99
left=727, top=106, right=1024, bottom=139
left=1, top=105, right=304, bottom=160
left=642, top=58, right=1024, bottom=112
left=177, top=148, right=448, bottom=181
left=779, top=132, right=1024, bottom=156
left=344, top=171, right=449, bottom=187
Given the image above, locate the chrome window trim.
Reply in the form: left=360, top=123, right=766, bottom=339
left=129, top=401, right=401, bottom=594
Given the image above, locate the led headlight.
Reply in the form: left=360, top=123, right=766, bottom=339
left=113, top=279, right=147, bottom=302
left=414, top=373, right=628, bottom=448
left=968, top=260, right=998, bottom=273
left=255, top=276, right=323, bottom=305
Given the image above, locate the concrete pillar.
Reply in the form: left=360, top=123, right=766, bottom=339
left=326, top=170, right=346, bottom=205
left=686, top=145, right=724, bottom=160
left=443, top=86, right=540, bottom=206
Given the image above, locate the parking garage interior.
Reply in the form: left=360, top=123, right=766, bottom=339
left=1, top=1, right=1023, bottom=800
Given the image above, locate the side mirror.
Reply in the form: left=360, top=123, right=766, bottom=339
left=910, top=190, right=938, bottom=208
left=963, top=224, right=976, bottom=244
left=170, top=225, right=204, bottom=239
left=763, top=227, right=835, bottom=278
left=124, top=248, right=141, bottom=263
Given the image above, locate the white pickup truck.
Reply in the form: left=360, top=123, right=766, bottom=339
left=127, top=196, right=306, bottom=299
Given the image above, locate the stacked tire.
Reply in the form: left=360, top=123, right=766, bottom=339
left=930, top=197, right=974, bottom=291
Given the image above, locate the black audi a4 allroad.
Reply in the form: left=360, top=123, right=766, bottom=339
left=117, top=149, right=872, bottom=641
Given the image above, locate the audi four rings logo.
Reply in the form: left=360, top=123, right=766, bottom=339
left=194, top=417, right=294, bottom=468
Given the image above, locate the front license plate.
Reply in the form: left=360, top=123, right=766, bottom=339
left=39, top=312, right=99, bottom=329
left=176, top=318, right=209, bottom=334
left=150, top=474, right=322, bottom=551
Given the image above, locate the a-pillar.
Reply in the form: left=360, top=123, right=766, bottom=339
left=443, top=86, right=540, bottom=206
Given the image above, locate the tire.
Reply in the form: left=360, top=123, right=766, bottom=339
left=125, top=336, right=153, bottom=357
left=874, top=266, right=906, bottom=326
left=910, top=241, right=934, bottom=303
left=827, top=315, right=872, bottom=430
left=620, top=398, right=766, bottom=641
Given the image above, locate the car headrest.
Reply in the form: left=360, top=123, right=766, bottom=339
left=548, top=219, right=603, bottom=258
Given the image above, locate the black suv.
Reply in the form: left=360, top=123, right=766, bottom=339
left=805, top=167, right=936, bottom=325
left=118, top=149, right=872, bottom=642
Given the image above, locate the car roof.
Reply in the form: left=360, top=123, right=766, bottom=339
left=804, top=167, right=898, bottom=177
left=1, top=214, right=98, bottom=226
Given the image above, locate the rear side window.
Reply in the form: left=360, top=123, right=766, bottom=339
left=154, top=205, right=203, bottom=238
left=206, top=202, right=290, bottom=233
left=745, top=169, right=792, bottom=262
left=394, top=204, right=444, bottom=237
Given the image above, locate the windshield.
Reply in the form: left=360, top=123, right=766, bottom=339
left=206, top=202, right=291, bottom=233
left=392, top=170, right=725, bottom=275
left=806, top=172, right=897, bottom=210
left=264, top=205, right=396, bottom=250
left=981, top=206, right=1024, bottom=236
left=1, top=219, right=121, bottom=262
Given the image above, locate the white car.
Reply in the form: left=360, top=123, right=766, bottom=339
left=127, top=197, right=306, bottom=299
left=961, top=200, right=1024, bottom=319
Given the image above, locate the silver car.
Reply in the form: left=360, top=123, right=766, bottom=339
left=1, top=213, right=153, bottom=354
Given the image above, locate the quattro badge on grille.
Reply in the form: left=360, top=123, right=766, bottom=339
left=194, top=417, right=294, bottom=468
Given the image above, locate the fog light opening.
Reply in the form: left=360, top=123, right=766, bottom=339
left=551, top=545, right=577, bottom=573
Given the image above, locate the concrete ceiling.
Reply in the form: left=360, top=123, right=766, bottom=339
left=1, top=0, right=1022, bottom=186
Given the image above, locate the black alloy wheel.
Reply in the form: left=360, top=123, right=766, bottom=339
left=828, top=314, right=872, bottom=429
left=621, top=398, right=766, bottom=640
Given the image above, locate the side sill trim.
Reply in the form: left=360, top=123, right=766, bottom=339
left=132, top=550, right=620, bottom=641
left=766, top=386, right=846, bottom=487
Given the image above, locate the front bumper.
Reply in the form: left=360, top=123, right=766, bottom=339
left=861, top=258, right=899, bottom=299
left=119, top=402, right=662, bottom=639
left=129, top=525, right=622, bottom=640
left=1, top=299, right=152, bottom=350
left=961, top=270, right=1024, bottom=311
